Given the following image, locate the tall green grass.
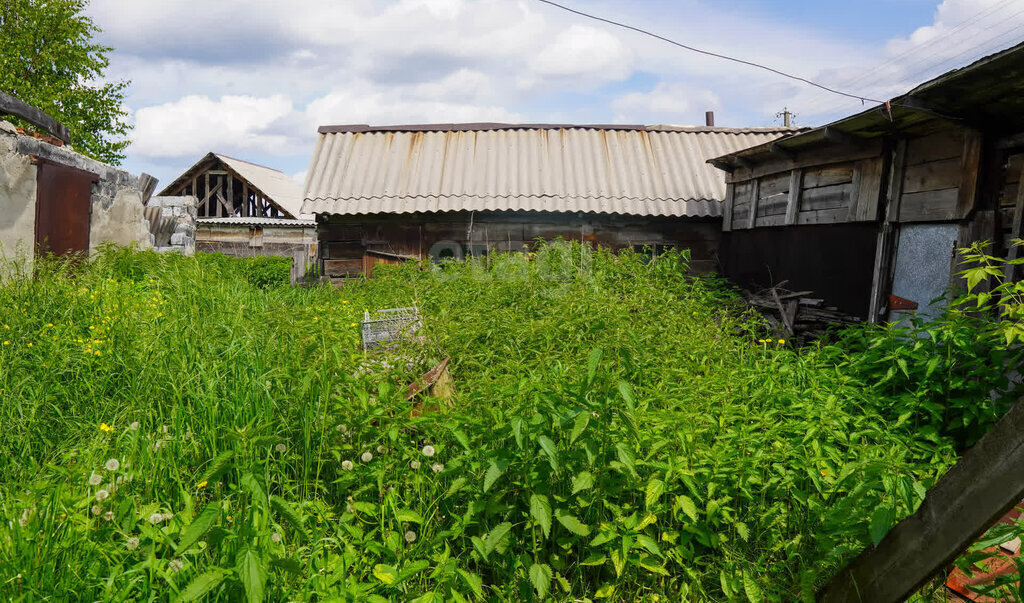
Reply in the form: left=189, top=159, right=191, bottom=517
left=0, top=245, right=966, bottom=601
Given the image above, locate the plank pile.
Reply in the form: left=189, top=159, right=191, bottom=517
left=743, top=282, right=861, bottom=342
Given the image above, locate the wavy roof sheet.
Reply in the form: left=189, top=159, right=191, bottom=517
left=302, top=124, right=800, bottom=218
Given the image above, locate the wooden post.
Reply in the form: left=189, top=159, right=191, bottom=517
left=1005, top=172, right=1024, bottom=282
left=747, top=178, right=760, bottom=230
left=868, top=140, right=906, bottom=323
left=204, top=173, right=211, bottom=217
left=956, top=128, right=983, bottom=219
left=819, top=395, right=1024, bottom=602
left=242, top=183, right=249, bottom=217
left=227, top=176, right=234, bottom=216
left=785, top=169, right=802, bottom=225
left=722, top=183, right=734, bottom=232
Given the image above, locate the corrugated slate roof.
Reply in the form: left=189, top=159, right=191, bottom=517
left=302, top=124, right=800, bottom=218
left=158, top=152, right=305, bottom=219
left=213, top=154, right=305, bottom=219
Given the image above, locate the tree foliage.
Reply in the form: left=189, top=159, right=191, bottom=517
left=0, top=0, right=131, bottom=164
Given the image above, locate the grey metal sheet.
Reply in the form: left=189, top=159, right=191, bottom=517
left=302, top=125, right=795, bottom=217
left=889, top=223, right=958, bottom=322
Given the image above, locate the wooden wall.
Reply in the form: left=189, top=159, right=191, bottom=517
left=196, top=223, right=317, bottom=283
left=723, top=125, right=982, bottom=231
left=318, top=211, right=721, bottom=279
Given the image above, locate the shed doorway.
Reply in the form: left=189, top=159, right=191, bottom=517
left=888, top=223, right=958, bottom=322
left=34, top=158, right=97, bottom=257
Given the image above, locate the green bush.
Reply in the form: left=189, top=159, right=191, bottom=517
left=0, top=243, right=975, bottom=601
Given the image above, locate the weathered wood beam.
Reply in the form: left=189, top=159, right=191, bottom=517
left=747, top=178, right=760, bottom=230
left=955, top=129, right=982, bottom=219
left=823, top=126, right=863, bottom=146
left=785, top=169, right=802, bottom=225
left=709, top=159, right=736, bottom=173
left=227, top=176, right=235, bottom=216
left=818, top=394, right=1024, bottom=602
left=735, top=156, right=755, bottom=169
left=1005, top=167, right=1024, bottom=282
left=868, top=140, right=905, bottom=322
left=0, top=91, right=71, bottom=143
left=722, top=183, right=735, bottom=232
left=242, top=182, right=249, bottom=217
left=769, top=142, right=796, bottom=160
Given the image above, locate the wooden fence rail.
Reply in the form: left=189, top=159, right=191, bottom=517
left=819, top=397, right=1024, bottom=602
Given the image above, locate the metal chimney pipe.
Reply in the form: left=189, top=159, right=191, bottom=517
left=705, top=111, right=715, bottom=127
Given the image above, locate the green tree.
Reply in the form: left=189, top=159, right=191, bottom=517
left=0, top=0, right=131, bottom=164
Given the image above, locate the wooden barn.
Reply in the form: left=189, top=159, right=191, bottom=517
left=159, top=153, right=317, bottom=282
left=710, top=42, right=1024, bottom=321
left=300, top=123, right=799, bottom=279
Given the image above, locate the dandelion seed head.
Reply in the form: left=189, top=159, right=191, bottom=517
left=361, top=452, right=373, bottom=463
left=410, top=460, right=420, bottom=469
left=431, top=463, right=444, bottom=473
left=421, top=445, right=435, bottom=457
left=161, top=513, right=174, bottom=522
left=275, top=443, right=287, bottom=453
left=377, top=445, right=386, bottom=454
left=88, top=472, right=102, bottom=486
left=271, top=532, right=283, bottom=543
left=103, top=511, right=114, bottom=521
left=91, top=505, right=102, bottom=516
left=104, top=458, right=120, bottom=472
left=148, top=513, right=163, bottom=524
left=168, top=559, right=184, bottom=573
left=404, top=530, right=417, bottom=544
left=125, top=536, right=140, bottom=551
left=129, top=421, right=139, bottom=431
left=341, top=460, right=353, bottom=471
left=94, top=489, right=109, bottom=502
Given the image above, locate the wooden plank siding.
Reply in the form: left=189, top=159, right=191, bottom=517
left=318, top=212, right=722, bottom=278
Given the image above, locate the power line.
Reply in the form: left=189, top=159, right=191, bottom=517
left=533, top=0, right=886, bottom=105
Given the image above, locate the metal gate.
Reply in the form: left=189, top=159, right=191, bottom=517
left=34, top=158, right=97, bottom=257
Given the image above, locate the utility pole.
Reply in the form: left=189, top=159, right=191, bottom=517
left=776, top=107, right=795, bottom=127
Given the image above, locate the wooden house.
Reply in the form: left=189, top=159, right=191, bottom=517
left=158, top=153, right=317, bottom=282
left=300, top=123, right=799, bottom=279
left=710, top=42, right=1024, bottom=321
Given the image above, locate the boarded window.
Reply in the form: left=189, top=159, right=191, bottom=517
left=34, top=158, right=97, bottom=257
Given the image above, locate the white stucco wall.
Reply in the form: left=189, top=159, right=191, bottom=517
left=0, top=119, right=153, bottom=262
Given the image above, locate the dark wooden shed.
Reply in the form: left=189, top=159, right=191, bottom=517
left=710, top=42, right=1024, bottom=320
left=301, top=123, right=799, bottom=279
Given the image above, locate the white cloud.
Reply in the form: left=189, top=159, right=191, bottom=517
left=131, top=94, right=295, bottom=158
left=523, top=24, right=633, bottom=89
left=612, top=83, right=719, bottom=123
left=304, top=81, right=524, bottom=127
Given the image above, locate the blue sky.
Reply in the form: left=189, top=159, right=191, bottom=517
left=84, top=0, right=1024, bottom=189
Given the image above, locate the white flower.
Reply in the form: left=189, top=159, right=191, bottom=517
left=103, top=511, right=114, bottom=521
left=148, top=513, right=163, bottom=524
left=129, top=421, right=139, bottom=431
left=94, top=489, right=109, bottom=501
left=361, top=452, right=373, bottom=463
left=125, top=536, right=140, bottom=551
left=168, top=559, right=184, bottom=573
left=161, top=513, right=174, bottom=522
left=91, top=505, right=102, bottom=516
left=275, top=443, right=287, bottom=453
left=410, top=460, right=421, bottom=470
left=342, top=460, right=353, bottom=470
left=431, top=463, right=444, bottom=473
left=421, top=445, right=435, bottom=457
left=271, top=532, right=283, bottom=543
left=104, top=458, right=120, bottom=472
left=88, top=472, right=103, bottom=486
left=377, top=445, right=386, bottom=454
left=404, top=530, right=417, bottom=544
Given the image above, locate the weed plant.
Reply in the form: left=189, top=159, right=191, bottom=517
left=0, top=244, right=987, bottom=601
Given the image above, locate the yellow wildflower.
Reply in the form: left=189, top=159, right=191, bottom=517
left=350, top=322, right=357, bottom=327
left=2, top=341, right=8, bottom=346
left=197, top=481, right=208, bottom=489
left=26, top=343, right=32, bottom=347
left=95, top=351, right=102, bottom=357
left=99, top=423, right=114, bottom=433
left=777, top=339, right=785, bottom=344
